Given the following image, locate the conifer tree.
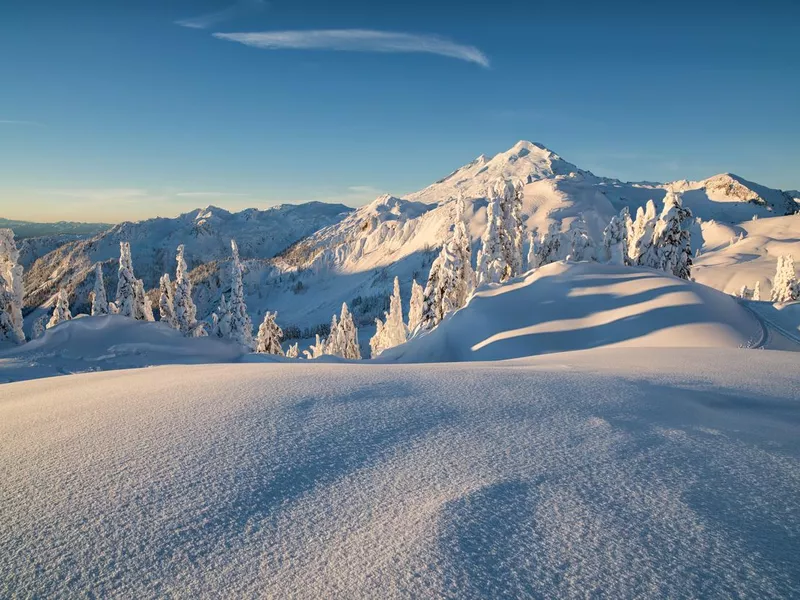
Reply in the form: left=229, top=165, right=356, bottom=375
left=602, top=208, right=628, bottom=265
left=0, top=229, right=25, bottom=343
left=256, top=311, right=285, bottom=355
left=476, top=195, right=506, bottom=286
left=753, top=281, right=761, bottom=301
left=771, top=255, right=800, bottom=303
left=32, top=314, right=48, bottom=339
left=286, top=342, right=299, bottom=359
left=174, top=244, right=200, bottom=336
left=567, top=215, right=595, bottom=262
left=91, top=263, right=109, bottom=316
left=644, top=191, right=693, bottom=279
left=407, top=278, right=424, bottom=333
left=527, top=228, right=541, bottom=270
left=158, top=273, right=177, bottom=328
left=47, top=288, right=72, bottom=329
left=229, top=240, right=254, bottom=349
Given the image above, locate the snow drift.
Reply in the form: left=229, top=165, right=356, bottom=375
left=0, top=315, right=243, bottom=383
left=383, top=262, right=763, bottom=363
left=1, top=348, right=798, bottom=597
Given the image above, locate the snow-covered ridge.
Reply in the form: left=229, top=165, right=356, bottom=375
left=23, top=201, right=353, bottom=315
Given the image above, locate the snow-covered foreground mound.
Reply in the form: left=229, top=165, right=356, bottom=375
left=385, top=262, right=764, bottom=363
left=0, top=316, right=243, bottom=383
left=1, top=349, right=799, bottom=598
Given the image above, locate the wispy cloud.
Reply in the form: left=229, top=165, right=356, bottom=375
left=176, top=0, right=267, bottom=30
left=213, top=29, right=490, bottom=68
left=0, top=120, right=44, bottom=127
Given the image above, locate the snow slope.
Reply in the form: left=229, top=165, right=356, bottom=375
left=2, top=348, right=799, bottom=598
left=692, top=213, right=800, bottom=296
left=383, top=262, right=764, bottom=363
left=0, top=316, right=244, bottom=383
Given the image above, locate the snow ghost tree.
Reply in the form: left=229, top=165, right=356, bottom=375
left=771, top=255, right=800, bottom=303
left=567, top=215, right=596, bottom=262
left=627, top=200, right=658, bottom=266
left=643, top=191, right=693, bottom=279
left=326, top=303, right=361, bottom=359
left=737, top=285, right=750, bottom=300
left=228, top=240, right=254, bottom=349
left=0, top=229, right=25, bottom=343
left=256, top=311, right=285, bottom=356
left=527, top=228, right=541, bottom=270
left=370, top=276, right=407, bottom=357
left=369, top=318, right=386, bottom=358
left=422, top=200, right=475, bottom=329
left=497, top=180, right=524, bottom=279
left=174, top=244, right=202, bottom=336
left=535, top=223, right=566, bottom=268
left=158, top=274, right=177, bottom=328
left=138, top=280, right=155, bottom=322
left=602, top=208, right=629, bottom=265
left=407, top=279, right=424, bottom=333
left=303, top=334, right=326, bottom=359
left=91, top=263, right=109, bottom=316
left=47, top=289, right=72, bottom=329
left=286, top=342, right=299, bottom=359
left=116, top=242, right=152, bottom=321
left=753, top=281, right=761, bottom=301
left=210, top=294, right=232, bottom=339
left=476, top=195, right=506, bottom=286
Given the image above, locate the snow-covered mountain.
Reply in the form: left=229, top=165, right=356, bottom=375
left=23, top=202, right=352, bottom=314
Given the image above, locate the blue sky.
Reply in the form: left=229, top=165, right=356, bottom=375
left=1, top=0, right=798, bottom=222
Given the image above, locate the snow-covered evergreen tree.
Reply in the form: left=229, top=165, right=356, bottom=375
left=567, top=215, right=596, bottom=262
left=526, top=228, right=541, bottom=270
left=173, top=244, right=200, bottom=336
left=771, top=255, right=800, bottom=303
left=602, top=208, right=628, bottom=265
left=32, top=314, right=48, bottom=339
left=228, top=240, right=254, bottom=349
left=535, top=223, right=566, bottom=268
left=256, top=311, right=285, bottom=355
left=369, top=276, right=407, bottom=357
left=303, top=334, right=326, bottom=359
left=383, top=276, right=407, bottom=348
left=286, top=342, right=299, bottom=359
left=158, top=273, right=177, bottom=328
left=116, top=242, right=137, bottom=319
left=753, top=281, right=761, bottom=301
left=369, top=317, right=386, bottom=358
left=407, top=279, right=424, bottom=333
left=209, top=294, right=232, bottom=339
left=326, top=303, right=361, bottom=359
left=0, top=229, right=25, bottom=344
left=422, top=199, right=476, bottom=329
left=738, top=285, right=750, bottom=300
left=497, top=180, right=524, bottom=279
left=627, top=200, right=657, bottom=266
left=476, top=195, right=506, bottom=286
left=47, top=289, right=72, bottom=329
left=115, top=242, right=152, bottom=321
left=91, top=263, right=109, bottom=316
left=138, top=280, right=155, bottom=322
left=643, top=191, right=693, bottom=279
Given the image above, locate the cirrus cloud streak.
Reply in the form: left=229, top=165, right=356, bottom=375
left=213, top=29, right=490, bottom=68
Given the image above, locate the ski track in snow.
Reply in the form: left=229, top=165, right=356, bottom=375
left=1, top=348, right=799, bottom=598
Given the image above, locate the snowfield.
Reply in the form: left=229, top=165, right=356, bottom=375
left=383, top=262, right=766, bottom=363
left=1, top=349, right=799, bottom=598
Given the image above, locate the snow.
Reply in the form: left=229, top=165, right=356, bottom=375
left=1, top=348, right=799, bottom=597
left=0, top=316, right=243, bottom=383
left=383, top=262, right=765, bottom=363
